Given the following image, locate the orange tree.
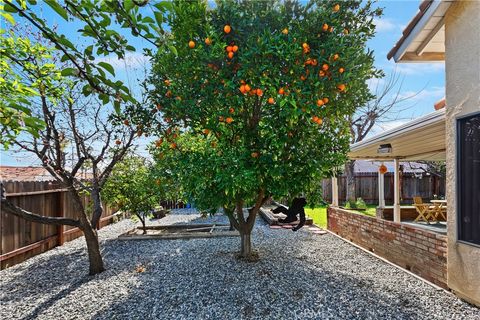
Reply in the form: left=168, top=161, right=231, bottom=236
left=147, top=0, right=382, bottom=259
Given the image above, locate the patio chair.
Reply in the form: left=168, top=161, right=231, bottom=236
left=413, top=197, right=436, bottom=223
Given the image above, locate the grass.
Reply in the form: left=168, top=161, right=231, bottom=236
left=305, top=206, right=327, bottom=228
left=305, top=204, right=377, bottom=229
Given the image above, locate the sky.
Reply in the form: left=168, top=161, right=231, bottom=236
left=1, top=0, right=446, bottom=167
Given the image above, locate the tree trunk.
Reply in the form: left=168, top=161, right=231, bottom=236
left=345, top=160, right=356, bottom=203
left=239, top=231, right=252, bottom=258
left=82, top=222, right=105, bottom=275
left=90, top=187, right=104, bottom=229
left=70, top=189, right=105, bottom=275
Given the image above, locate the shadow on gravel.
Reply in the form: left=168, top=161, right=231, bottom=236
left=89, top=235, right=425, bottom=319
left=21, top=277, right=94, bottom=320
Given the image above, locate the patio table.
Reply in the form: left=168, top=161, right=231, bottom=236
left=430, top=200, right=447, bottom=221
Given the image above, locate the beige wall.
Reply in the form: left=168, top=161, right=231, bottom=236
left=445, top=0, right=480, bottom=306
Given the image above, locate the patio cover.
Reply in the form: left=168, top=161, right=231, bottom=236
left=348, top=108, right=446, bottom=161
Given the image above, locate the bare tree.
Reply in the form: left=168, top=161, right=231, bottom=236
left=1, top=86, right=136, bottom=275
left=345, top=71, right=421, bottom=203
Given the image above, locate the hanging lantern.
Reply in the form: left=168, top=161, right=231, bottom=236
left=378, top=164, right=388, bottom=174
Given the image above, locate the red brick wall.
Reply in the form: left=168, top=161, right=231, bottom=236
left=327, top=206, right=448, bottom=288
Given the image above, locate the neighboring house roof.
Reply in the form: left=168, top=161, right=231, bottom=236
left=354, top=160, right=428, bottom=174
left=387, top=0, right=453, bottom=62
left=0, top=166, right=54, bottom=182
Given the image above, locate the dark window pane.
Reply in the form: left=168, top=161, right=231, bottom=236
left=458, top=113, right=480, bottom=245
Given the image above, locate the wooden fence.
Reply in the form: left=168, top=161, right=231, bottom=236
left=0, top=180, right=119, bottom=269
left=321, top=172, right=445, bottom=205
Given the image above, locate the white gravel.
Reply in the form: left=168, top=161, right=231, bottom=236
left=1, top=209, right=479, bottom=320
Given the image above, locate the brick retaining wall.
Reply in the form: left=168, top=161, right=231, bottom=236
left=327, top=206, right=448, bottom=288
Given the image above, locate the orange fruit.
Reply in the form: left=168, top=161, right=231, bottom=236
left=224, top=25, right=231, bottom=34
left=311, top=59, right=318, bottom=66
left=323, top=97, right=329, bottom=104
left=339, top=67, right=345, bottom=74
left=322, top=64, right=329, bottom=71
left=337, top=84, right=346, bottom=92
left=268, top=97, right=275, bottom=104
left=188, top=40, right=195, bottom=48
left=333, top=4, right=340, bottom=12
left=169, top=142, right=177, bottom=149
left=240, top=80, right=246, bottom=84
left=317, top=118, right=323, bottom=125
left=123, top=119, right=130, bottom=126
left=244, top=84, right=251, bottom=92
left=322, top=23, right=329, bottom=31
left=205, top=37, right=212, bottom=45
left=240, top=85, right=246, bottom=94
left=229, top=107, right=235, bottom=114
left=227, top=51, right=234, bottom=59
left=115, top=139, right=121, bottom=145
left=226, top=46, right=233, bottom=52
left=232, top=45, right=238, bottom=52
left=329, top=26, right=334, bottom=33
left=302, top=42, right=309, bottom=49
left=156, top=104, right=162, bottom=110
left=300, top=75, right=306, bottom=81
left=316, top=99, right=324, bottom=107
left=225, top=117, right=233, bottom=124
left=278, top=87, right=285, bottom=95
left=164, top=79, right=170, bottom=86
left=312, top=116, right=319, bottom=123
left=256, top=89, right=263, bottom=96
left=319, top=70, right=326, bottom=77
left=282, top=28, right=288, bottom=35
left=333, top=54, right=339, bottom=61
left=203, top=129, right=210, bottom=135
left=166, top=90, right=172, bottom=98
left=251, top=152, right=259, bottom=158
left=343, top=28, right=349, bottom=35
left=155, top=139, right=162, bottom=147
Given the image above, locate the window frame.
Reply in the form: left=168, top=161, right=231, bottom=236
left=456, top=111, right=480, bottom=247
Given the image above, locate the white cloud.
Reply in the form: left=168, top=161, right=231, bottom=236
left=398, top=86, right=445, bottom=102
left=395, top=63, right=445, bottom=76
left=366, top=78, right=386, bottom=92
left=373, top=18, right=398, bottom=33
left=96, top=52, right=150, bottom=71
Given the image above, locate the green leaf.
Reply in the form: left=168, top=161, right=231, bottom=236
left=61, top=67, right=76, bottom=76
left=154, top=11, right=163, bottom=26
left=44, top=0, right=68, bottom=21
left=168, top=45, right=177, bottom=56
left=0, top=12, right=15, bottom=25
left=3, top=3, right=18, bottom=13
left=98, top=62, right=115, bottom=76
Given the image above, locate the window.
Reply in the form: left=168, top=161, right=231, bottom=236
left=458, top=113, right=480, bottom=245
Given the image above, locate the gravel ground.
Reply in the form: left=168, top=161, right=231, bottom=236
left=1, top=209, right=479, bottom=320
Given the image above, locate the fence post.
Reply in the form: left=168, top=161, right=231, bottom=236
left=57, top=191, right=64, bottom=246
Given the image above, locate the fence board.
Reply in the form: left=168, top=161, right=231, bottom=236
left=0, top=181, right=116, bottom=269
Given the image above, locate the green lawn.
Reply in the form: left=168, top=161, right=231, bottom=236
left=305, top=204, right=377, bottom=229
left=305, top=206, right=327, bottom=228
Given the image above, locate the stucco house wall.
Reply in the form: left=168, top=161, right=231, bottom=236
left=445, top=0, right=480, bottom=306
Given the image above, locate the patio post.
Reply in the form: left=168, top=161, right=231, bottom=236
left=332, top=176, right=339, bottom=207
left=393, top=159, right=401, bottom=222
left=378, top=166, right=385, bottom=208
